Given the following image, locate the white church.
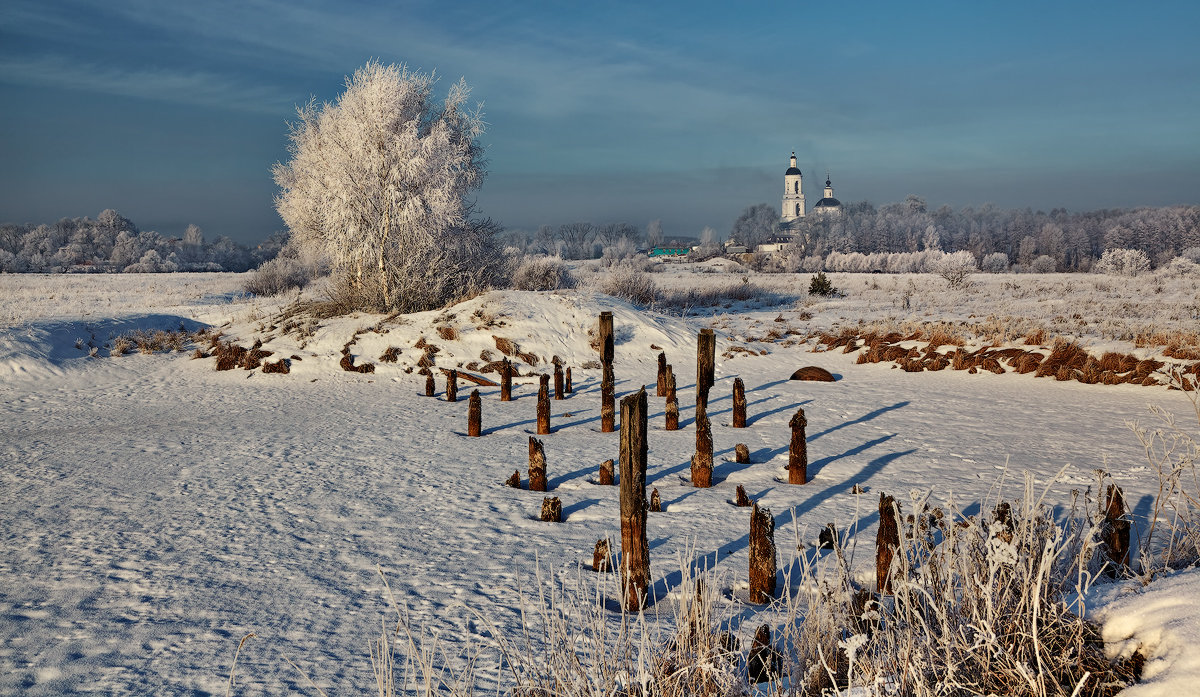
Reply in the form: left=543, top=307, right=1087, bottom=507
left=781, top=152, right=842, bottom=223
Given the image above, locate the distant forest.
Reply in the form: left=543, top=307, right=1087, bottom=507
left=0, top=210, right=282, bottom=273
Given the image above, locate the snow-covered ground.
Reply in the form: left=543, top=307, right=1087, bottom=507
left=1, top=269, right=1198, bottom=695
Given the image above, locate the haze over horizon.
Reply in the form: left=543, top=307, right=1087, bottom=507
left=2, top=1, right=1198, bottom=245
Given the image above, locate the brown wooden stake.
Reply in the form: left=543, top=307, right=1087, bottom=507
left=619, top=387, right=649, bottom=612
left=664, top=366, right=679, bottom=430
left=1104, top=484, right=1130, bottom=574
left=788, top=408, right=808, bottom=485
left=467, top=389, right=482, bottom=437
left=500, top=358, right=512, bottom=401
left=600, top=311, right=615, bottom=432
left=696, top=328, right=716, bottom=405
left=425, top=372, right=435, bottom=397
left=732, top=377, right=747, bottom=428
left=528, top=436, right=547, bottom=492
left=649, top=488, right=661, bottom=512
left=592, top=539, right=611, bottom=572
left=554, top=362, right=564, bottom=400
left=565, top=367, right=573, bottom=394
left=877, top=493, right=900, bottom=594
left=735, top=443, right=751, bottom=464
left=505, top=470, right=520, bottom=488
left=749, top=502, right=777, bottom=603
left=536, top=374, right=551, bottom=435
left=747, top=624, right=779, bottom=684
left=446, top=369, right=458, bottom=402
left=656, top=351, right=667, bottom=397
left=735, top=485, right=752, bottom=507
left=598, top=459, right=615, bottom=485
left=691, top=397, right=713, bottom=487
left=540, top=497, right=562, bottom=522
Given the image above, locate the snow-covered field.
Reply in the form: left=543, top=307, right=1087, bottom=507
left=1, top=268, right=1198, bottom=695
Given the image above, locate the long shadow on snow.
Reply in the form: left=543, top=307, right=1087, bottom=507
left=808, top=401, right=910, bottom=442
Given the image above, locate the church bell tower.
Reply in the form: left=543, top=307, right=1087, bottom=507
left=782, top=152, right=805, bottom=222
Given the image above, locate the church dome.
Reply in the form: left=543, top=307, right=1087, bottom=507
left=785, top=166, right=802, bottom=175
left=813, top=197, right=841, bottom=208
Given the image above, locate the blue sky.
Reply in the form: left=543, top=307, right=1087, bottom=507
left=2, top=1, right=1198, bottom=244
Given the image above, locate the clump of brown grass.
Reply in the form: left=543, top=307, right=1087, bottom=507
left=1023, top=327, right=1047, bottom=345
left=261, top=359, right=290, bottom=374
left=493, top=336, right=518, bottom=356
left=340, top=354, right=375, bottom=373
left=436, top=326, right=459, bottom=341
left=379, top=347, right=401, bottom=363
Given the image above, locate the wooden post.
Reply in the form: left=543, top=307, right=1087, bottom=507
left=467, top=389, right=482, bottom=437
left=656, top=351, right=667, bottom=397
left=877, top=493, right=900, bottom=594
left=500, top=358, right=512, bottom=401
left=1104, top=484, right=1130, bottom=574
left=788, top=408, right=808, bottom=485
left=592, top=539, right=611, bottom=572
left=528, top=436, right=547, bottom=492
left=540, top=497, right=562, bottom=522
left=554, top=362, right=564, bottom=400
left=649, top=488, right=661, bottom=512
left=565, top=367, right=573, bottom=394
left=619, top=387, right=649, bottom=612
left=732, top=377, right=747, bottom=428
left=691, top=397, right=712, bottom=487
left=600, top=311, right=615, bottom=433
left=446, top=369, right=458, bottom=402
left=505, top=470, right=520, bottom=488
left=748, top=624, right=779, bottom=684
left=537, top=374, right=551, bottom=435
left=749, top=502, right=776, bottom=603
left=425, top=372, right=435, bottom=397
left=598, top=459, right=615, bottom=485
left=735, top=443, right=750, bottom=464
left=697, top=328, right=716, bottom=405
left=735, top=485, right=752, bottom=507
left=665, top=366, right=679, bottom=430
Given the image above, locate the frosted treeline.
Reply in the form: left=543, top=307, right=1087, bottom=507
left=0, top=209, right=279, bottom=273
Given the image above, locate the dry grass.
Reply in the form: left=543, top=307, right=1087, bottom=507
left=493, top=336, right=518, bottom=357
left=436, top=325, right=460, bottom=341
left=379, top=347, right=401, bottom=363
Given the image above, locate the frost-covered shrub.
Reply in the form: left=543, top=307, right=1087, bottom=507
left=1159, top=256, right=1199, bottom=277
left=1180, top=246, right=1200, bottom=264
left=1028, top=255, right=1057, bottom=273
left=122, top=249, right=179, bottom=273
left=1094, top=248, right=1151, bottom=277
left=599, top=263, right=657, bottom=305
left=981, top=252, right=1010, bottom=273
left=511, top=255, right=577, bottom=291
left=931, top=250, right=977, bottom=288
left=244, top=255, right=316, bottom=296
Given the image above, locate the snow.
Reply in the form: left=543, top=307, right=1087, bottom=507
left=1, top=270, right=1198, bottom=695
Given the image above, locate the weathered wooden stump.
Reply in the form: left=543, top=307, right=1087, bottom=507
left=697, top=328, right=716, bottom=404
left=877, top=493, right=900, bottom=594
left=749, top=502, right=776, bottom=604
left=656, top=351, right=667, bottom=397
left=1104, top=484, right=1130, bottom=574
left=467, top=389, right=482, bottom=437
left=554, top=362, right=564, bottom=400
left=564, top=366, right=572, bottom=394
left=747, top=624, right=780, bottom=684
left=446, top=369, right=458, bottom=402
left=649, top=488, right=661, bottom=512
left=592, top=539, right=611, bottom=572
left=691, top=398, right=713, bottom=487
left=500, top=358, right=512, bottom=401
left=540, top=496, right=562, bottom=522
left=600, top=311, right=615, bottom=433
left=619, top=388, right=649, bottom=612
left=788, top=408, right=808, bottom=485
left=425, top=372, right=435, bottom=397
left=819, top=523, right=838, bottom=550
left=735, top=485, right=752, bottom=507
left=505, top=470, right=520, bottom=488
left=528, top=436, right=547, bottom=492
left=598, top=458, right=615, bottom=485
left=735, top=443, right=751, bottom=464
left=536, top=374, right=551, bottom=435
left=732, top=377, right=747, bottom=428
left=664, top=366, right=679, bottom=431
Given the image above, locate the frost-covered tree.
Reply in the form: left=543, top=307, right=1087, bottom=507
left=646, top=219, right=663, bottom=249
left=1094, top=248, right=1151, bottom=277
left=980, top=251, right=1010, bottom=273
left=274, top=61, right=498, bottom=311
left=730, top=203, right=779, bottom=249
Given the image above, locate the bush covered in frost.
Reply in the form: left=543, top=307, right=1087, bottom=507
left=1094, top=248, right=1151, bottom=277
left=511, top=255, right=577, bottom=291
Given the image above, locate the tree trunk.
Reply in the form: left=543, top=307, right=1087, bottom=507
left=554, top=363, right=564, bottom=400
left=749, top=502, right=776, bottom=604
left=425, top=372, right=435, bottom=397
left=877, top=493, right=900, bottom=594
left=696, top=328, right=716, bottom=405
left=665, top=366, right=679, bottom=430
left=1104, top=484, right=1130, bottom=574
left=598, top=458, right=615, bottom=485
left=537, top=373, right=551, bottom=435
left=528, top=436, right=547, bottom=492
left=446, top=369, right=458, bottom=402
left=500, top=358, right=512, bottom=401
left=565, top=367, right=572, bottom=394
left=691, top=397, right=712, bottom=487
left=735, top=443, right=750, bottom=464
left=619, top=387, right=649, bottom=612
left=788, top=408, right=808, bottom=485
left=735, top=485, right=752, bottom=507
left=600, top=312, right=615, bottom=432
left=467, top=389, right=481, bottom=437
left=540, top=497, right=562, bottom=522
left=656, top=351, right=667, bottom=397
left=732, top=377, right=747, bottom=428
